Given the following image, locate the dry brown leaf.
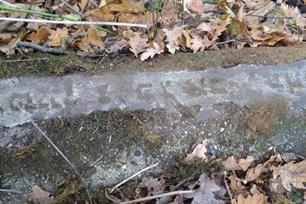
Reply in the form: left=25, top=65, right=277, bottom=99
left=186, top=174, right=225, bottom=204
left=26, top=185, right=54, bottom=204
left=163, top=26, right=184, bottom=54
left=139, top=176, right=165, bottom=195
left=90, top=0, right=144, bottom=21
left=107, top=39, right=128, bottom=53
left=160, top=2, right=179, bottom=26
left=211, top=17, right=232, bottom=42
left=188, top=0, right=205, bottom=15
left=281, top=3, right=305, bottom=28
left=185, top=139, right=212, bottom=162
left=223, top=156, right=255, bottom=171
left=228, top=175, right=245, bottom=193
left=87, top=27, right=105, bottom=49
left=76, top=37, right=93, bottom=52
left=232, top=185, right=266, bottom=204
left=128, top=33, right=148, bottom=56
left=140, top=42, right=163, bottom=61
left=31, top=26, right=50, bottom=44
left=272, top=160, right=306, bottom=191
left=0, top=33, right=13, bottom=43
left=78, top=0, right=88, bottom=12
left=48, top=27, right=68, bottom=47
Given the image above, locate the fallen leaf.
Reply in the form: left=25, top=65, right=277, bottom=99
left=281, top=3, right=305, bottom=28
left=232, top=185, right=266, bottom=204
left=140, top=42, right=163, bottom=61
left=128, top=33, right=148, bottom=56
left=107, top=39, right=128, bottom=53
left=139, top=176, right=165, bottom=195
left=26, top=185, right=54, bottom=204
left=87, top=27, right=105, bottom=49
left=185, top=139, right=212, bottom=162
left=31, top=26, right=50, bottom=44
left=48, top=27, right=68, bottom=47
left=0, top=33, right=13, bottom=43
left=223, top=156, right=255, bottom=171
left=228, top=175, right=245, bottom=193
left=78, top=0, right=88, bottom=12
left=163, top=26, right=184, bottom=54
left=272, top=160, right=306, bottom=191
left=186, top=174, right=225, bottom=204
left=188, top=0, right=205, bottom=15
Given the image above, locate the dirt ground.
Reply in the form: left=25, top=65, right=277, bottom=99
left=1, top=43, right=306, bottom=78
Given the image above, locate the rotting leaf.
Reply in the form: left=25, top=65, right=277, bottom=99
left=128, top=32, right=148, bottom=56
left=138, top=176, right=165, bottom=195
left=186, top=174, right=225, bottom=204
left=26, top=185, right=54, bottom=204
left=223, top=156, right=255, bottom=171
left=232, top=185, right=267, bottom=204
left=272, top=160, right=306, bottom=191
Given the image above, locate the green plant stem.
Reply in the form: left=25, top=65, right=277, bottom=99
left=0, top=4, right=78, bottom=21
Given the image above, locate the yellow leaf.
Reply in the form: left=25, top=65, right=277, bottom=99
left=87, top=27, right=105, bottom=49
left=31, top=26, right=50, bottom=44
left=48, top=27, right=68, bottom=47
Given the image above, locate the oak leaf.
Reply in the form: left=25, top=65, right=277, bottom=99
left=26, top=185, right=54, bottom=204
left=48, top=27, right=68, bottom=47
left=272, top=160, right=306, bottom=191
left=223, top=156, right=254, bottom=171
left=31, top=26, right=50, bottom=44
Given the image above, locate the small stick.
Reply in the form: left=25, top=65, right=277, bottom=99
left=0, top=17, right=148, bottom=28
left=111, top=162, right=159, bottom=193
left=118, top=190, right=195, bottom=204
left=216, top=39, right=236, bottom=45
left=90, top=155, right=103, bottom=167
left=2, top=57, right=49, bottom=63
left=17, top=41, right=71, bottom=55
left=223, top=175, right=234, bottom=204
left=0, top=188, right=23, bottom=194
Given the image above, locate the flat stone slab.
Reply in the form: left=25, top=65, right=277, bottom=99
left=1, top=60, right=306, bottom=128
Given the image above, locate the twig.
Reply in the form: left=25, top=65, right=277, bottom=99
left=30, top=121, right=93, bottom=204
left=216, top=39, right=236, bottom=45
left=0, top=188, right=23, bottom=194
left=111, top=162, right=159, bottom=193
left=223, top=175, right=234, bottom=204
left=90, top=155, right=103, bottom=167
left=118, top=190, right=195, bottom=204
left=16, top=41, right=71, bottom=55
left=2, top=57, right=49, bottom=63
left=0, top=17, right=148, bottom=28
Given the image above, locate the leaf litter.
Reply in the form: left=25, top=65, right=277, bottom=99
left=105, top=145, right=306, bottom=204
left=0, top=0, right=304, bottom=59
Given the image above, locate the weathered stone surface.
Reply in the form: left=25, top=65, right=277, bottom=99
left=1, top=60, right=306, bottom=203
left=1, top=60, right=306, bottom=128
